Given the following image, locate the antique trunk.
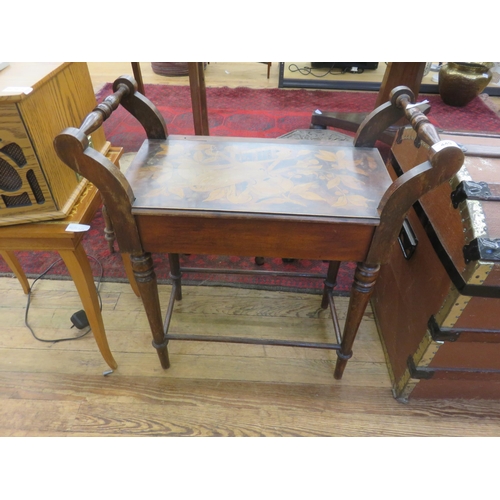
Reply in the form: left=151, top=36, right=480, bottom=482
left=372, top=128, right=500, bottom=402
left=0, top=62, right=106, bottom=226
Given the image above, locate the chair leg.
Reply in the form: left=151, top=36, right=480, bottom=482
left=131, top=62, right=145, bottom=96
left=334, top=262, right=380, bottom=380
left=130, top=252, right=170, bottom=369
left=168, top=253, right=182, bottom=301
left=188, top=62, right=209, bottom=136
left=321, top=261, right=341, bottom=309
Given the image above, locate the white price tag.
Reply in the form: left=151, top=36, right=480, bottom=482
left=432, top=140, right=459, bottom=153
left=65, top=223, right=91, bottom=232
left=2, top=86, right=33, bottom=94
left=406, top=100, right=429, bottom=109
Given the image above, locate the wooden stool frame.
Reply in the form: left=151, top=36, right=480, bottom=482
left=163, top=259, right=343, bottom=351
left=54, top=76, right=464, bottom=379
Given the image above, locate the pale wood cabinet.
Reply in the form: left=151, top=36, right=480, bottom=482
left=0, top=62, right=106, bottom=226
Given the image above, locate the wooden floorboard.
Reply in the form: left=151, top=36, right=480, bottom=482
left=2, top=276, right=500, bottom=437
left=87, top=62, right=282, bottom=91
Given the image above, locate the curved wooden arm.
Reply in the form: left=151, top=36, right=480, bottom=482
left=113, top=76, right=167, bottom=140
left=54, top=128, right=144, bottom=255
left=354, top=86, right=435, bottom=147
left=53, top=75, right=170, bottom=254
left=353, top=85, right=465, bottom=265
left=367, top=139, right=464, bottom=265
left=76, top=75, right=167, bottom=141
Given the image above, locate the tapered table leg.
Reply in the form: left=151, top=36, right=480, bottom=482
left=59, top=244, right=118, bottom=370
left=168, top=253, right=182, bottom=301
left=131, top=252, right=170, bottom=369
left=321, top=261, right=341, bottom=309
left=0, top=250, right=30, bottom=294
left=334, top=262, right=380, bottom=380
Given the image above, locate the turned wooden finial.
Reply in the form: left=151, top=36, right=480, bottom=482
left=392, top=89, right=441, bottom=147
left=79, top=83, right=131, bottom=138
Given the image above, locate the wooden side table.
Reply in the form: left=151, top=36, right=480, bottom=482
left=0, top=147, right=138, bottom=370
left=0, top=62, right=108, bottom=226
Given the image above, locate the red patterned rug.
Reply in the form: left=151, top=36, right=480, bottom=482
left=2, top=84, right=500, bottom=294
left=98, top=83, right=500, bottom=152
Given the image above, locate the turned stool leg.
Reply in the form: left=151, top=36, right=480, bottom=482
left=131, top=252, right=170, bottom=369
left=321, top=261, right=341, bottom=309
left=334, top=262, right=380, bottom=380
left=168, top=253, right=182, bottom=301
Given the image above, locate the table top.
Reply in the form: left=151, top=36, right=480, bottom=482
left=127, top=136, right=391, bottom=220
left=0, top=62, right=68, bottom=103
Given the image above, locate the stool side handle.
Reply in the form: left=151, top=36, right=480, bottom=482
left=78, top=75, right=167, bottom=141
left=54, top=128, right=144, bottom=255
left=367, top=143, right=464, bottom=265
left=354, top=85, right=438, bottom=148
left=113, top=76, right=168, bottom=140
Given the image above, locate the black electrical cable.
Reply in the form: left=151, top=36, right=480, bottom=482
left=287, top=63, right=365, bottom=77
left=24, top=255, right=104, bottom=343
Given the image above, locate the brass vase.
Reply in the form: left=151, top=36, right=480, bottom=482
left=439, top=62, right=493, bottom=107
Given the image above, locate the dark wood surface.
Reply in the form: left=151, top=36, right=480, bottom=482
left=126, top=137, right=390, bottom=219
left=135, top=214, right=376, bottom=262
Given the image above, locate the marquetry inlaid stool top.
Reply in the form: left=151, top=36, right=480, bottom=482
left=126, top=136, right=391, bottom=220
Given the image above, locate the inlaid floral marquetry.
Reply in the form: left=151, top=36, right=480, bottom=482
left=126, top=137, right=391, bottom=219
